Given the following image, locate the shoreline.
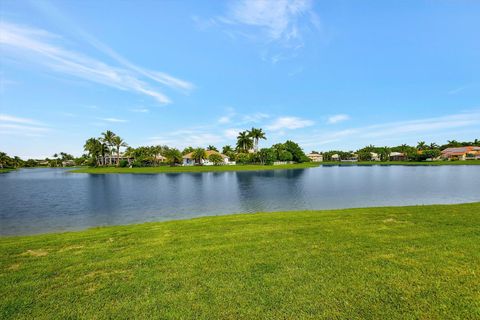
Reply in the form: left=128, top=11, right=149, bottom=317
left=69, top=160, right=480, bottom=174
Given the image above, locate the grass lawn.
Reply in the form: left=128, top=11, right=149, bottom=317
left=1, top=203, right=479, bottom=319
left=0, top=168, right=15, bottom=173
left=70, top=160, right=480, bottom=174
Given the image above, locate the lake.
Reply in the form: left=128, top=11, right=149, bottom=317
left=1, top=166, right=479, bottom=236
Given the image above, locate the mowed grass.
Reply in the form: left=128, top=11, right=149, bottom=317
left=1, top=203, right=479, bottom=319
left=0, top=168, right=15, bottom=173
left=70, top=160, right=480, bottom=174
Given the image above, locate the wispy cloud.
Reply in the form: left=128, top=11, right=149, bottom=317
left=299, top=111, right=480, bottom=148
left=224, top=0, right=314, bottom=44
left=266, top=116, right=314, bottom=131
left=130, top=108, right=149, bottom=113
left=0, top=114, right=50, bottom=137
left=102, top=118, right=128, bottom=123
left=0, top=21, right=192, bottom=104
left=327, top=114, right=350, bottom=124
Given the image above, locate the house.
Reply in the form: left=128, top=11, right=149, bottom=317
left=104, top=154, right=133, bottom=165
left=389, top=152, right=407, bottom=161
left=182, top=150, right=234, bottom=166
left=331, top=154, right=340, bottom=161
left=61, top=160, right=75, bottom=167
left=307, top=153, right=323, bottom=162
left=370, top=152, right=381, bottom=161
left=441, top=146, right=480, bottom=161
left=341, top=154, right=358, bottom=162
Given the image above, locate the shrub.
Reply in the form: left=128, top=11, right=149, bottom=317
left=208, top=154, right=224, bottom=165
left=119, top=160, right=128, bottom=167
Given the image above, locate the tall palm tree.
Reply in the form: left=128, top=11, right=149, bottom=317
left=112, top=136, right=128, bottom=166
left=416, top=141, right=427, bottom=150
left=192, top=148, right=207, bottom=165
left=52, top=153, right=59, bottom=167
left=84, top=138, right=102, bottom=166
left=236, top=131, right=253, bottom=152
left=164, top=148, right=182, bottom=166
left=429, top=142, right=439, bottom=150
left=101, top=130, right=116, bottom=165
left=248, top=127, right=266, bottom=152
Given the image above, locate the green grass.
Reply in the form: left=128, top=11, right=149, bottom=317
left=70, top=160, right=480, bottom=174
left=0, top=168, right=15, bottom=173
left=70, top=162, right=321, bottom=174
left=1, top=203, right=479, bottom=319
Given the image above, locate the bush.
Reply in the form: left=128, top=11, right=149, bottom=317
left=132, top=160, right=143, bottom=167
left=119, top=160, right=128, bottom=167
left=208, top=154, right=224, bottom=165
left=235, top=153, right=250, bottom=164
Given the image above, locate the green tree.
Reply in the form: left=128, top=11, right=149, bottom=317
left=101, top=130, right=116, bottom=165
left=236, top=131, right=253, bottom=152
left=207, top=145, right=218, bottom=152
left=182, top=146, right=195, bottom=155
left=208, top=153, right=224, bottom=165
left=248, top=127, right=266, bottom=152
left=417, top=141, right=427, bottom=150
left=192, top=148, right=207, bottom=165
left=164, top=148, right=183, bottom=165
left=112, top=136, right=128, bottom=167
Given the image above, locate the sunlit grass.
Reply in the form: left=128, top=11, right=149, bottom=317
left=1, top=203, right=479, bottom=319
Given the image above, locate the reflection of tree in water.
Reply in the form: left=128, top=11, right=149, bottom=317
left=235, top=169, right=308, bottom=212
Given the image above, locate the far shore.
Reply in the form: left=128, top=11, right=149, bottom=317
left=68, top=160, right=480, bottom=174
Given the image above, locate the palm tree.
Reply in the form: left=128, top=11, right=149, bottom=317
left=416, top=141, right=427, bottom=150
left=207, top=145, right=218, bottom=152
left=447, top=140, right=460, bottom=147
left=236, top=131, right=253, bottom=152
left=52, top=153, right=59, bottom=167
left=248, top=127, right=266, bottom=152
left=429, top=142, right=439, bottom=150
left=192, top=148, right=207, bottom=165
left=474, top=139, right=479, bottom=146
left=112, top=136, right=128, bottom=166
left=164, top=148, right=183, bottom=166
left=84, top=138, right=102, bottom=166
left=101, top=130, right=116, bottom=165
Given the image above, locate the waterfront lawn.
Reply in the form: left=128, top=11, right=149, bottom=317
left=70, top=162, right=321, bottom=174
left=0, top=168, right=15, bottom=173
left=70, top=160, right=480, bottom=174
left=1, top=203, right=479, bottom=319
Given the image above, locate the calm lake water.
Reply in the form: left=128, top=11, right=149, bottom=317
left=1, top=166, right=479, bottom=236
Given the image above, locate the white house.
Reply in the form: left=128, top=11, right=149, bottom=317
left=370, top=152, right=381, bottom=161
left=331, top=154, right=340, bottom=161
left=182, top=150, right=235, bottom=166
left=307, top=153, right=323, bottom=162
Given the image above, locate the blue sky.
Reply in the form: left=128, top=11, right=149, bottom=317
left=1, top=0, right=479, bottom=158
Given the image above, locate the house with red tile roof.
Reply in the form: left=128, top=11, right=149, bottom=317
left=441, top=146, right=480, bottom=160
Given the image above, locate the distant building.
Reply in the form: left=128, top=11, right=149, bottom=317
left=61, top=160, right=75, bottom=167
left=307, top=153, right=323, bottom=162
left=182, top=150, right=234, bottom=166
left=331, top=154, right=340, bottom=161
left=370, top=152, right=381, bottom=161
left=441, top=146, right=480, bottom=161
left=389, top=152, right=407, bottom=161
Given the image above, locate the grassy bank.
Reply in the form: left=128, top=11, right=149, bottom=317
left=70, top=160, right=480, bottom=174
left=1, top=203, right=479, bottom=319
left=70, top=162, right=321, bottom=174
left=0, top=168, right=15, bottom=173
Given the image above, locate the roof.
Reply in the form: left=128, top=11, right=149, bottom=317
left=389, top=152, right=405, bottom=156
left=307, top=153, right=322, bottom=157
left=183, top=150, right=228, bottom=159
left=442, top=146, right=479, bottom=155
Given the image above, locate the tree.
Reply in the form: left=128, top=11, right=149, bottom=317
left=248, top=127, right=266, bottom=152
left=417, top=141, right=427, bottom=150
left=182, top=146, right=195, bottom=155
left=52, top=153, right=59, bottom=167
left=101, top=130, right=116, bottom=165
left=236, top=131, right=253, bottom=152
left=0, top=152, right=8, bottom=169
left=84, top=138, right=103, bottom=166
left=208, top=153, right=224, bottom=165
left=222, top=145, right=235, bottom=159
left=278, top=150, right=293, bottom=161
left=207, top=145, right=218, bottom=152
left=429, top=143, right=439, bottom=150
left=112, top=135, right=128, bottom=167
left=192, top=148, right=207, bottom=165
left=164, top=148, right=183, bottom=166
